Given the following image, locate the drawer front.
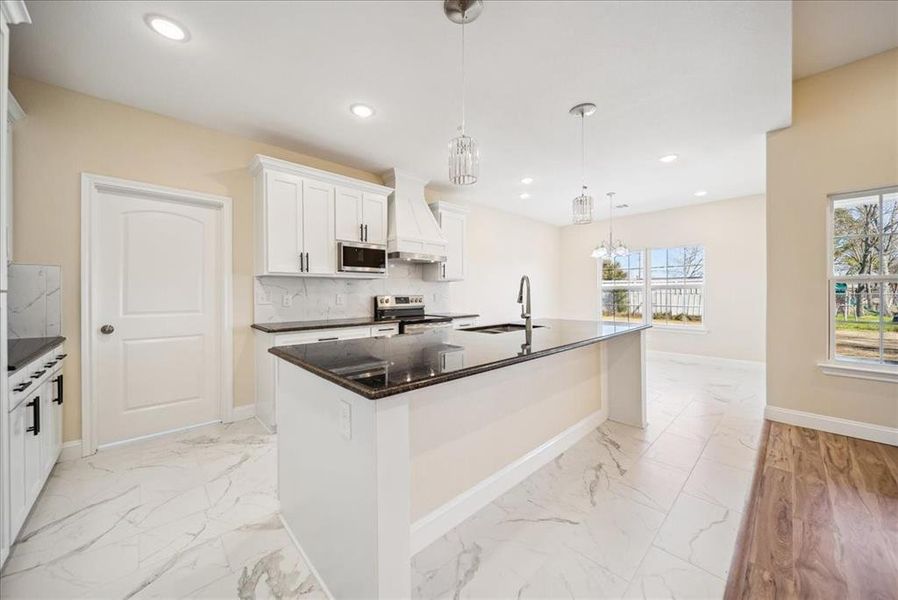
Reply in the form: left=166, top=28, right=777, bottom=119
left=274, top=326, right=372, bottom=347
left=370, top=323, right=399, bottom=337
left=9, top=345, right=66, bottom=411
left=453, top=318, right=478, bottom=329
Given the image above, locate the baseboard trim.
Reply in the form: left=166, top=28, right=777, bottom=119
left=59, top=440, right=83, bottom=461
left=647, top=350, right=765, bottom=370
left=228, top=404, right=256, bottom=423
left=279, top=513, right=335, bottom=600
left=765, top=405, right=898, bottom=446
left=409, top=408, right=607, bottom=555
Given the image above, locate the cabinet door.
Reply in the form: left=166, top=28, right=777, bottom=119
left=334, top=187, right=363, bottom=242
left=362, top=193, right=388, bottom=245
left=8, top=401, right=27, bottom=538
left=23, top=394, right=43, bottom=506
left=40, top=384, right=55, bottom=476
left=441, top=211, right=466, bottom=281
left=264, top=171, right=303, bottom=274
left=302, top=179, right=335, bottom=275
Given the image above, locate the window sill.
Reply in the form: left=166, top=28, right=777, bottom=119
left=651, top=325, right=708, bottom=335
left=817, top=360, right=898, bottom=383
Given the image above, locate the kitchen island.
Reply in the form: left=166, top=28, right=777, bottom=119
left=271, top=319, right=648, bottom=599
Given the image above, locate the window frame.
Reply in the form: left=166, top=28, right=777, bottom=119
left=824, top=185, right=898, bottom=380
left=598, top=245, right=707, bottom=333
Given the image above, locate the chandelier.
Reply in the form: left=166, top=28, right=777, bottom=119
left=445, top=0, right=483, bottom=185
left=570, top=103, right=596, bottom=224
left=591, top=192, right=630, bottom=259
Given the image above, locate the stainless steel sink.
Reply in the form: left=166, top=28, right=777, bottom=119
left=463, top=323, right=546, bottom=334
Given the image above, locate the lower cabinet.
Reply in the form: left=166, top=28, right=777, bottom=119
left=6, top=352, right=65, bottom=544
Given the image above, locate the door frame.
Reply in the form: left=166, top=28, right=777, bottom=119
left=80, top=173, right=234, bottom=456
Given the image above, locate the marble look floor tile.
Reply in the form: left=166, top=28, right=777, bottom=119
left=623, top=546, right=726, bottom=599
left=517, top=546, right=630, bottom=599
left=642, top=431, right=706, bottom=471
left=683, top=458, right=753, bottom=513
left=654, top=493, right=742, bottom=579
left=608, top=458, right=691, bottom=513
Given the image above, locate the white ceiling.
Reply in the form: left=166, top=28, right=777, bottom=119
left=11, top=1, right=793, bottom=225
left=793, top=1, right=898, bottom=80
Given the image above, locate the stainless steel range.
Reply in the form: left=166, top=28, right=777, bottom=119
left=374, top=295, right=453, bottom=333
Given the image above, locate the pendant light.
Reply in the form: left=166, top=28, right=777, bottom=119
left=570, top=103, right=596, bottom=224
left=591, top=192, right=630, bottom=258
left=445, top=0, right=483, bottom=185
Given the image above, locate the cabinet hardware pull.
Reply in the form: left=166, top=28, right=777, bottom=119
left=54, top=374, right=64, bottom=405
left=318, top=337, right=339, bottom=342
left=360, top=223, right=364, bottom=241
left=378, top=327, right=393, bottom=332
left=44, top=362, right=56, bottom=368
left=31, top=369, right=47, bottom=379
left=364, top=224, right=368, bottom=241
left=305, top=252, right=309, bottom=271
left=300, top=253, right=304, bottom=272
left=442, top=263, right=446, bottom=278
left=13, top=381, right=32, bottom=392
left=26, top=397, right=40, bottom=436
left=56, top=354, right=68, bottom=360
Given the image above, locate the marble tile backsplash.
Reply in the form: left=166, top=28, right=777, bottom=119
left=8, top=264, right=63, bottom=339
left=254, top=262, right=451, bottom=323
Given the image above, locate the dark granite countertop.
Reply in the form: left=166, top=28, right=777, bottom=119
left=426, top=312, right=480, bottom=319
left=269, top=319, right=649, bottom=399
left=8, top=336, right=66, bottom=373
left=251, top=317, right=401, bottom=333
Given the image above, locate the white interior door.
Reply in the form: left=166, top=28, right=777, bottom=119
left=93, top=189, right=222, bottom=446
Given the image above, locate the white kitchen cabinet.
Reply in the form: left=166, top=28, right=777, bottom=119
left=452, top=317, right=478, bottom=329
left=334, top=188, right=387, bottom=245
left=334, top=187, right=363, bottom=242
left=251, top=155, right=393, bottom=278
left=424, top=202, right=468, bottom=282
left=302, top=179, right=335, bottom=274
left=23, top=392, right=42, bottom=508
left=7, top=398, right=27, bottom=538
left=361, top=193, right=387, bottom=245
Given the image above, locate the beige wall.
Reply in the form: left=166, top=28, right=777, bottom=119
left=433, top=198, right=563, bottom=324
left=9, top=77, right=382, bottom=443
left=559, top=195, right=767, bottom=363
left=766, top=49, right=898, bottom=429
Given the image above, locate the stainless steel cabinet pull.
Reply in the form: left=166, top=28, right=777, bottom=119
left=100, top=324, right=115, bottom=335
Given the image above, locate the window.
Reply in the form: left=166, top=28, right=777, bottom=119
left=600, top=245, right=705, bottom=329
left=829, top=187, right=898, bottom=366
left=600, top=251, right=645, bottom=325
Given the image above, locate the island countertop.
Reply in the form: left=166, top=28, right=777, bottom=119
left=269, top=319, right=649, bottom=399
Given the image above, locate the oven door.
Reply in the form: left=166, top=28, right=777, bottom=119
left=338, top=242, right=387, bottom=273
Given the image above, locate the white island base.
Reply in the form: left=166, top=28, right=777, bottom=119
left=275, top=329, right=646, bottom=599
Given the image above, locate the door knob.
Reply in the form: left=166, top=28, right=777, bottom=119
left=100, top=324, right=115, bottom=335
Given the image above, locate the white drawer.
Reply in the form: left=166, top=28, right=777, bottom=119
left=453, top=318, right=478, bottom=329
left=369, top=323, right=399, bottom=337
left=274, top=326, right=372, bottom=347
left=9, top=344, right=66, bottom=411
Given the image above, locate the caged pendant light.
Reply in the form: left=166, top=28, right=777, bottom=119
left=570, top=103, right=596, bottom=224
left=445, top=0, right=483, bottom=185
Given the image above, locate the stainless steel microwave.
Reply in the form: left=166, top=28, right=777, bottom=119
left=337, top=242, right=387, bottom=273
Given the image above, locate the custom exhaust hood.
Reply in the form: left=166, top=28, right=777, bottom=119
left=381, top=169, right=448, bottom=263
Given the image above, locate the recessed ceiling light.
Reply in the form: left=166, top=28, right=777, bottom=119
left=521, top=177, right=534, bottom=185
left=145, top=15, right=189, bottom=41
left=519, top=193, right=531, bottom=200
left=694, top=189, right=708, bottom=197
left=350, top=104, right=375, bottom=118
left=658, top=154, right=679, bottom=163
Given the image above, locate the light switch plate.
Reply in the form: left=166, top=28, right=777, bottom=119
left=339, top=400, right=352, bottom=440
left=256, top=288, right=272, bottom=305
left=282, top=294, right=293, bottom=308
left=335, top=294, right=345, bottom=306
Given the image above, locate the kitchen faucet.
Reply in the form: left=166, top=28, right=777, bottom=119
left=517, top=275, right=532, bottom=334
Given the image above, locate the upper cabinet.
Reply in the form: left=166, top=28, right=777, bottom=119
left=250, top=155, right=392, bottom=278
left=424, top=202, right=469, bottom=282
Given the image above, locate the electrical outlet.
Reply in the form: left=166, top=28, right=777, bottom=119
left=335, top=294, right=345, bottom=306
left=256, top=288, right=272, bottom=305
left=339, top=401, right=352, bottom=440
left=282, top=294, right=293, bottom=308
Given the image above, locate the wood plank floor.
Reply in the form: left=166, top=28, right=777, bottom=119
left=725, top=422, right=898, bottom=599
